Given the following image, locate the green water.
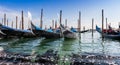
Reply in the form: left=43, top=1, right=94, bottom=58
left=0, top=31, right=120, bottom=56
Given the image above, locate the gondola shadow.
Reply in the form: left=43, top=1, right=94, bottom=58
left=40, top=38, right=60, bottom=44
left=64, top=37, right=76, bottom=41
left=61, top=39, right=77, bottom=54
left=4, top=38, right=39, bottom=53
left=0, top=38, right=18, bottom=49
left=99, top=36, right=120, bottom=43
left=35, top=38, right=63, bottom=54
left=0, top=38, right=17, bottom=43
left=7, top=37, right=38, bottom=47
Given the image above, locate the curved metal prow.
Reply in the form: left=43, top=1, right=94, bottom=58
left=0, top=30, right=6, bottom=35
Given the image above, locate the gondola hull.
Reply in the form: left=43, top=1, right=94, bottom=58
left=63, top=30, right=77, bottom=39
left=60, top=24, right=77, bottom=39
left=103, top=34, right=120, bottom=39
left=0, top=24, right=35, bottom=38
left=42, top=31, right=61, bottom=39
left=96, top=25, right=120, bottom=40
left=31, top=22, right=62, bottom=39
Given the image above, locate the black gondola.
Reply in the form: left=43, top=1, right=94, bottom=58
left=0, top=24, right=35, bottom=38
left=60, top=24, right=77, bottom=39
left=96, top=25, right=120, bottom=39
left=31, top=22, right=62, bottom=39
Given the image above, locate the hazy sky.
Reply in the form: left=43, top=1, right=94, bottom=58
left=0, top=0, right=120, bottom=30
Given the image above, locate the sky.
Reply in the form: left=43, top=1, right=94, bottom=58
left=0, top=0, right=120, bottom=30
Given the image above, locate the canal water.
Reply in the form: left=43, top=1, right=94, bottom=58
left=0, top=31, right=120, bottom=58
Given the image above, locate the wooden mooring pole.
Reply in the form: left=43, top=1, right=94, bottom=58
left=2, top=18, right=3, bottom=24
left=12, top=21, right=13, bottom=28
left=78, top=11, right=81, bottom=52
left=21, top=11, right=24, bottom=30
left=7, top=19, right=8, bottom=26
left=52, top=20, right=54, bottom=29
left=78, top=11, right=81, bottom=32
left=106, top=18, right=107, bottom=33
left=19, top=21, right=21, bottom=29
left=92, top=18, right=94, bottom=37
left=65, top=19, right=67, bottom=27
left=16, top=16, right=18, bottom=29
left=102, top=9, right=104, bottom=38
left=59, top=10, right=63, bottom=37
left=55, top=20, right=57, bottom=29
left=60, top=10, right=62, bottom=25
left=78, top=11, right=81, bottom=38
left=4, top=13, right=6, bottom=26
left=40, top=9, right=43, bottom=28
left=83, top=26, right=85, bottom=31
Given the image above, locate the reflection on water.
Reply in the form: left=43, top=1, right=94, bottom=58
left=0, top=38, right=41, bottom=54
left=35, top=38, right=62, bottom=54
left=61, top=39, right=77, bottom=55
left=0, top=38, right=18, bottom=49
left=0, top=31, right=120, bottom=56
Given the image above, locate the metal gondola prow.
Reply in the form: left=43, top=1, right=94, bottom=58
left=28, top=11, right=36, bottom=36
left=0, top=30, right=6, bottom=35
left=0, top=24, right=6, bottom=35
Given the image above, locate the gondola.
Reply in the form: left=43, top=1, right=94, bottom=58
left=80, top=30, right=89, bottom=33
left=63, top=30, right=77, bottom=39
left=0, top=24, right=35, bottom=38
left=96, top=25, right=120, bottom=39
left=31, top=22, right=45, bottom=37
left=60, top=24, right=77, bottom=39
left=31, top=22, right=62, bottom=39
